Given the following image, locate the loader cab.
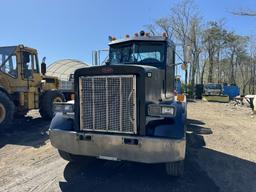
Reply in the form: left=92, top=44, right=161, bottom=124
left=0, top=45, right=43, bottom=111
left=19, top=46, right=41, bottom=82
left=0, top=45, right=41, bottom=82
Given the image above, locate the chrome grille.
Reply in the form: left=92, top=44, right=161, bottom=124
left=80, top=75, right=136, bottom=134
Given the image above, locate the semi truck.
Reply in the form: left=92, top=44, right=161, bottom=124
left=49, top=31, right=187, bottom=176
left=0, top=45, right=75, bottom=129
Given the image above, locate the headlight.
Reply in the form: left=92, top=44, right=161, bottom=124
left=148, top=104, right=176, bottom=117
left=53, top=102, right=74, bottom=113
left=161, top=106, right=175, bottom=115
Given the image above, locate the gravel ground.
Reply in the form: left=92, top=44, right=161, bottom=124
left=0, top=101, right=255, bottom=192
left=188, top=101, right=256, bottom=192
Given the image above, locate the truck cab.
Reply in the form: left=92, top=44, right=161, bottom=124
left=49, top=32, right=187, bottom=176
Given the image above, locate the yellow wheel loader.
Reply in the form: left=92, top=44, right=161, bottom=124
left=0, top=45, right=72, bottom=129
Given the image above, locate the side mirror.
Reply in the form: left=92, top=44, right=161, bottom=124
left=41, top=57, right=46, bottom=75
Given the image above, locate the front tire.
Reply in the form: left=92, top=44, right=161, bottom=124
left=0, top=91, right=15, bottom=130
left=39, top=90, right=65, bottom=119
left=165, top=161, right=184, bottom=177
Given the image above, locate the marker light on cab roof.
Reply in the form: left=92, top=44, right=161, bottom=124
left=108, top=36, right=116, bottom=41
left=163, top=32, right=168, bottom=38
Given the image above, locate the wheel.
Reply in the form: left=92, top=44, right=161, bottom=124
left=0, top=91, right=15, bottom=130
left=39, top=90, right=65, bottom=120
left=165, top=161, right=184, bottom=177
left=58, top=150, right=94, bottom=163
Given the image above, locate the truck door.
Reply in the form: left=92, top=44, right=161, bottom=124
left=21, top=51, right=40, bottom=109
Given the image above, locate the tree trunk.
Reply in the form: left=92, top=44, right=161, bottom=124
left=191, top=52, right=199, bottom=88
left=253, top=62, right=256, bottom=94
left=217, top=50, right=220, bottom=83
left=201, top=60, right=207, bottom=84
left=242, top=84, right=247, bottom=95
left=208, top=53, right=214, bottom=83
left=182, top=46, right=188, bottom=93
left=230, top=52, right=236, bottom=85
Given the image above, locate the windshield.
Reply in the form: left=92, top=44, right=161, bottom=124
left=109, top=42, right=165, bottom=68
left=0, top=46, right=17, bottom=77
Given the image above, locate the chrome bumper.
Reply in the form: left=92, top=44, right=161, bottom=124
left=49, top=129, right=186, bottom=163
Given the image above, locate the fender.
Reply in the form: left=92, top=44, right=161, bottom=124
left=148, top=101, right=186, bottom=139
left=50, top=113, right=74, bottom=131
left=0, top=87, right=11, bottom=98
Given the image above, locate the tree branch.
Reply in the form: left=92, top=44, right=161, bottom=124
left=231, top=10, right=256, bottom=16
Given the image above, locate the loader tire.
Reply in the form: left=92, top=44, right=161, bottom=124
left=165, top=161, right=184, bottom=177
left=0, top=91, right=15, bottom=130
left=58, top=150, right=94, bottom=163
left=39, top=90, right=65, bottom=120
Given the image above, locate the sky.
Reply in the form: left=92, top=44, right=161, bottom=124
left=1, top=0, right=256, bottom=66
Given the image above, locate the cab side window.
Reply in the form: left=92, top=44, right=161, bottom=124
left=0, top=54, right=17, bottom=78
left=22, top=52, right=33, bottom=79
left=33, top=54, right=40, bottom=73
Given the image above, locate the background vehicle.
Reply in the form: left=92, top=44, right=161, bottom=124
left=204, top=83, right=223, bottom=96
left=49, top=31, right=187, bottom=176
left=203, top=83, right=232, bottom=103
left=0, top=45, right=81, bottom=129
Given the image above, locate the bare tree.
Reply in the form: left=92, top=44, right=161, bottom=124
left=145, top=0, right=256, bottom=95
left=146, top=0, right=202, bottom=93
left=169, top=0, right=202, bottom=92
left=144, top=24, right=157, bottom=36
left=248, top=36, right=256, bottom=94
left=188, top=17, right=203, bottom=88
left=235, top=38, right=250, bottom=94
left=144, top=18, right=173, bottom=38
left=200, top=51, right=208, bottom=84
left=156, top=18, right=173, bottom=38
left=203, top=21, right=226, bottom=83
left=224, top=33, right=249, bottom=85
left=225, top=32, right=237, bottom=84
left=231, top=9, right=256, bottom=16
left=169, top=0, right=198, bottom=59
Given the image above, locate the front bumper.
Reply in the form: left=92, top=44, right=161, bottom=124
left=49, top=129, right=186, bottom=163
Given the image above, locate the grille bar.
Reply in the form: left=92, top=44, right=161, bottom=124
left=80, top=75, right=137, bottom=134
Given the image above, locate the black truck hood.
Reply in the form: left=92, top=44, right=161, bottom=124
left=74, top=64, right=157, bottom=77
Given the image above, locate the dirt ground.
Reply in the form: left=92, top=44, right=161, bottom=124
left=0, top=101, right=255, bottom=192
